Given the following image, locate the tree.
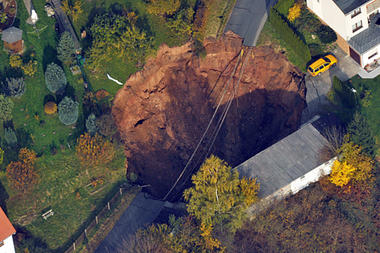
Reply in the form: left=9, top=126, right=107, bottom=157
left=167, top=7, right=194, bottom=37
left=6, top=148, right=38, bottom=192
left=96, top=114, right=117, bottom=137
left=76, top=133, right=115, bottom=166
left=347, top=112, right=376, bottom=158
left=21, top=60, right=38, bottom=77
left=4, top=127, right=17, bottom=146
left=58, top=96, right=79, bottom=125
left=85, top=113, right=97, bottom=135
left=45, top=63, right=67, bottom=93
left=146, top=0, right=181, bottom=16
left=0, top=147, right=3, bottom=165
left=0, top=94, right=14, bottom=122
left=329, top=139, right=374, bottom=188
left=9, top=54, right=22, bottom=68
left=287, top=3, right=301, bottom=22
left=184, top=155, right=259, bottom=238
left=57, top=32, right=76, bottom=65
left=6, top=77, right=25, bottom=97
left=44, top=101, right=57, bottom=115
left=61, top=0, right=83, bottom=22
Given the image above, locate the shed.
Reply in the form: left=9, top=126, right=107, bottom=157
left=1, top=26, right=23, bottom=53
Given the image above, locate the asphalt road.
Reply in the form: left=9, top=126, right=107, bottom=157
left=224, top=0, right=276, bottom=46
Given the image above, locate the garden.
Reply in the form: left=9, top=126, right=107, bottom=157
left=257, top=0, right=337, bottom=71
left=0, top=0, right=223, bottom=251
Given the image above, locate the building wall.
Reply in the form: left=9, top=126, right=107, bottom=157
left=247, top=157, right=336, bottom=218
left=361, top=44, right=380, bottom=66
left=0, top=236, right=16, bottom=253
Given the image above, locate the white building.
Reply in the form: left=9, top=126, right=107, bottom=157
left=235, top=118, right=336, bottom=216
left=307, top=0, right=380, bottom=68
left=0, top=207, right=16, bottom=253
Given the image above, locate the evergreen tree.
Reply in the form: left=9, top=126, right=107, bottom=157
left=4, top=127, right=17, bottom=146
left=347, top=112, right=376, bottom=158
left=0, top=94, right=14, bottom=121
left=57, top=32, right=76, bottom=65
left=6, top=77, right=25, bottom=97
left=85, top=113, right=97, bottom=135
left=58, top=96, right=79, bottom=125
left=45, top=63, right=67, bottom=93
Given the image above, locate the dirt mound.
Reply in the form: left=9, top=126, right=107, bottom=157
left=112, top=32, right=306, bottom=199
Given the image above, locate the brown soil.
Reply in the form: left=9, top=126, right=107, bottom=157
left=112, top=32, right=306, bottom=199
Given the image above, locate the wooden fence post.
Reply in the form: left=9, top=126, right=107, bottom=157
left=120, top=187, right=122, bottom=196
left=73, top=242, right=76, bottom=251
left=95, top=216, right=98, bottom=224
left=85, top=229, right=87, bottom=237
left=107, top=202, right=110, bottom=210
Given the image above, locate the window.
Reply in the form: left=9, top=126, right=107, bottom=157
left=368, top=51, right=378, bottom=59
left=351, top=7, right=361, bottom=18
left=352, top=20, right=363, bottom=32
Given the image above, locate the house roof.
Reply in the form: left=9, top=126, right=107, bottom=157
left=333, top=0, right=370, bottom=14
left=0, top=207, right=16, bottom=242
left=235, top=122, right=330, bottom=198
left=349, top=13, right=380, bottom=54
left=1, top=27, right=23, bottom=44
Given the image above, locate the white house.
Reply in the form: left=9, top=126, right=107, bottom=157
left=0, top=207, right=16, bottom=253
left=307, top=0, right=380, bottom=68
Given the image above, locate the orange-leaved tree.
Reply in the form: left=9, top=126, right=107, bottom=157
left=329, top=139, right=374, bottom=189
left=76, top=133, right=115, bottom=166
left=6, top=148, right=38, bottom=192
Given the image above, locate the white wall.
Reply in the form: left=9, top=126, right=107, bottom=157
left=361, top=44, right=380, bottom=66
left=0, top=236, right=16, bottom=253
left=247, top=157, right=336, bottom=218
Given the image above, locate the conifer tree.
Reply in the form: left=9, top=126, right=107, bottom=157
left=57, top=32, right=76, bottom=65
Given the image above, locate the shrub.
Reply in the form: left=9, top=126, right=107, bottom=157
left=332, top=76, right=356, bottom=108
left=146, top=0, right=181, bottom=16
left=21, top=60, right=38, bottom=77
left=9, top=55, right=22, bottom=68
left=274, top=0, right=294, bottom=16
left=0, top=147, right=4, bottom=165
left=76, top=133, right=115, bottom=166
left=45, top=63, right=67, bottom=93
left=58, top=96, right=79, bottom=125
left=269, top=9, right=311, bottom=69
left=316, top=25, right=337, bottom=44
left=85, top=113, right=97, bottom=135
left=0, top=94, right=14, bottom=122
left=287, top=3, right=301, bottom=22
left=6, top=148, right=38, bottom=192
left=96, top=114, right=117, bottom=137
left=6, top=77, right=25, bottom=97
left=44, top=101, right=58, bottom=115
left=57, top=32, right=76, bottom=65
left=4, top=127, right=17, bottom=146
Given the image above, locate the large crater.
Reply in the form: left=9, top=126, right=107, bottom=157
left=112, top=32, right=306, bottom=199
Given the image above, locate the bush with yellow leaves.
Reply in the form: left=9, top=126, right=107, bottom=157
left=76, top=133, right=115, bottom=166
left=44, top=101, right=58, bottom=115
left=288, top=3, right=301, bottom=22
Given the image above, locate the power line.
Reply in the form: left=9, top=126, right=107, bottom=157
left=162, top=48, right=245, bottom=201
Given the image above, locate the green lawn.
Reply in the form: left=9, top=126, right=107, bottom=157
left=0, top=0, right=138, bottom=250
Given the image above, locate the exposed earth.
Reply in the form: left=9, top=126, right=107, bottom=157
left=112, top=32, right=306, bottom=199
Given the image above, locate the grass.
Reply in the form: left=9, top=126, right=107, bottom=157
left=68, top=0, right=189, bottom=96
left=203, top=0, right=237, bottom=38
left=0, top=0, right=138, bottom=250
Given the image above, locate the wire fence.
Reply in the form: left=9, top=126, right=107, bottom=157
left=64, top=185, right=135, bottom=253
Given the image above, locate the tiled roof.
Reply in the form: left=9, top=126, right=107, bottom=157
left=333, top=0, right=370, bottom=14
left=235, top=123, right=330, bottom=198
left=349, top=14, right=380, bottom=54
left=0, top=207, right=16, bottom=242
left=1, top=27, right=22, bottom=44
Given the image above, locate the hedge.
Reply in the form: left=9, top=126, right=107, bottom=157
left=269, top=8, right=311, bottom=69
left=274, top=0, right=294, bottom=16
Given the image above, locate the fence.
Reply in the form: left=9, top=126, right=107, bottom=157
left=64, top=185, right=136, bottom=253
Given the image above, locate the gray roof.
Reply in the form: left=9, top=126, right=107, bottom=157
left=333, top=0, right=370, bottom=14
left=348, top=14, right=380, bottom=54
left=1, top=27, right=22, bottom=43
left=235, top=123, right=330, bottom=198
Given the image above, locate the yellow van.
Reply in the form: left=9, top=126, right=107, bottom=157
left=307, top=54, right=338, bottom=76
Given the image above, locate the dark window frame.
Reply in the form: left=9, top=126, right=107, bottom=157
left=352, top=20, right=363, bottom=33
left=368, top=52, right=378, bottom=59
left=351, top=8, right=361, bottom=18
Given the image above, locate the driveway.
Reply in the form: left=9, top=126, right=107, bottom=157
left=301, top=47, right=360, bottom=123
left=224, top=0, right=276, bottom=46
